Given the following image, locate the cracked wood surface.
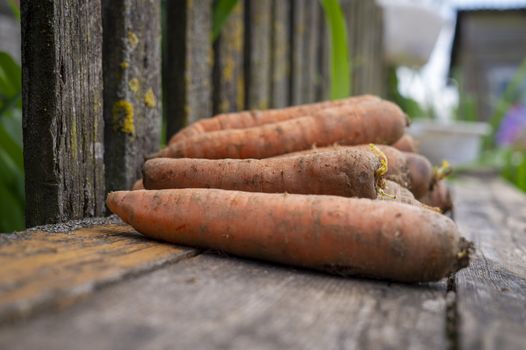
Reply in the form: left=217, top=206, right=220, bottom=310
left=452, top=176, right=526, bottom=349
left=0, top=220, right=196, bottom=323
left=0, top=175, right=524, bottom=349
left=0, top=253, right=448, bottom=350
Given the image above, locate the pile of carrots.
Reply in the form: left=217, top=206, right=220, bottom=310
left=108, top=95, right=472, bottom=283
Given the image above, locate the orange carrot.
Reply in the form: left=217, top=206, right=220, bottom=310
left=143, top=147, right=382, bottom=198
left=170, top=95, right=380, bottom=143
left=392, top=134, right=418, bottom=153
left=132, top=179, right=144, bottom=190
left=420, top=180, right=453, bottom=214
left=151, top=99, right=408, bottom=159
left=380, top=180, right=425, bottom=208
left=107, top=188, right=471, bottom=282
left=273, top=145, right=433, bottom=198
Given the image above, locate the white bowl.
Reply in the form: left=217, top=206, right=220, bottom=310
left=408, top=120, right=491, bottom=166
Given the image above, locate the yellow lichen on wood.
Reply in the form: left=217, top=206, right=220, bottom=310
left=129, top=78, right=140, bottom=93
left=144, top=88, right=157, bottom=108
left=128, top=31, right=139, bottom=49
left=112, top=100, right=135, bottom=135
left=120, top=61, right=129, bottom=69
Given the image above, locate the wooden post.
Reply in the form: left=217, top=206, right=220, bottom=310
left=301, top=0, right=321, bottom=103
left=21, top=0, right=105, bottom=227
left=102, top=0, right=162, bottom=193
left=270, top=0, right=290, bottom=108
left=343, top=0, right=385, bottom=95
left=164, top=0, right=213, bottom=138
left=244, top=0, right=272, bottom=109
left=213, top=0, right=245, bottom=114
left=290, top=0, right=306, bottom=105
left=317, top=12, right=330, bottom=101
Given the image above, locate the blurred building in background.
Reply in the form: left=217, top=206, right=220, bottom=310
left=449, top=1, right=526, bottom=121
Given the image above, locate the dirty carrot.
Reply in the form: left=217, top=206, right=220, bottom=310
left=420, top=180, right=453, bottom=214
left=151, top=99, right=408, bottom=159
left=143, top=147, right=383, bottom=199
left=273, top=145, right=433, bottom=198
left=131, top=179, right=144, bottom=190
left=170, top=95, right=380, bottom=143
left=392, top=134, right=418, bottom=153
left=379, top=180, right=425, bottom=208
left=107, top=188, right=472, bottom=282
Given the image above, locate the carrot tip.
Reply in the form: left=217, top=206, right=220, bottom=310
left=454, top=237, right=474, bottom=272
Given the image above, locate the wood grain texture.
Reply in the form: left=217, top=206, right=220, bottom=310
left=452, top=177, right=526, bottom=349
left=342, top=0, right=385, bottom=95
left=270, top=0, right=290, bottom=108
left=300, top=0, right=321, bottom=103
left=317, top=13, right=330, bottom=101
left=21, top=0, right=105, bottom=227
left=244, top=0, right=272, bottom=109
left=0, top=221, right=196, bottom=323
left=164, top=0, right=213, bottom=137
left=0, top=254, right=449, bottom=350
left=213, top=0, right=244, bottom=114
left=102, top=0, right=162, bottom=192
left=289, top=0, right=305, bottom=105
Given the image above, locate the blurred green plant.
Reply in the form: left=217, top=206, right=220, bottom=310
left=386, top=66, right=426, bottom=120
left=320, top=0, right=350, bottom=99
left=451, top=69, right=478, bottom=122
left=212, top=0, right=239, bottom=41
left=0, top=51, right=24, bottom=232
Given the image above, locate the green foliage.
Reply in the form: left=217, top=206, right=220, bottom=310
left=386, top=66, right=426, bottom=120
left=320, top=0, right=351, bottom=99
left=212, top=0, right=239, bottom=41
left=451, top=69, right=478, bottom=122
left=7, top=0, right=20, bottom=22
left=0, top=51, right=24, bottom=232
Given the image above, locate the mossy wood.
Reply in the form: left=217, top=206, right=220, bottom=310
left=342, top=0, right=385, bottom=95
left=269, top=0, right=290, bottom=108
left=244, top=0, right=272, bottom=110
left=213, top=0, right=245, bottom=114
left=21, top=0, right=105, bottom=227
left=164, top=0, right=213, bottom=137
left=102, top=0, right=162, bottom=193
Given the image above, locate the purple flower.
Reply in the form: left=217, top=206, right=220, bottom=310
left=496, top=104, right=526, bottom=148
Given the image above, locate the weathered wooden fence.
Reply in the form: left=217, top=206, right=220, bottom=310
left=21, top=0, right=385, bottom=228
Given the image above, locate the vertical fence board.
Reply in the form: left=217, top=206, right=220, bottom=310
left=289, top=0, right=305, bottom=105
left=21, top=0, right=104, bottom=227
left=164, top=0, right=212, bottom=138
left=270, top=0, right=290, bottom=108
left=301, top=0, right=321, bottom=103
left=343, top=0, right=385, bottom=96
left=213, top=1, right=244, bottom=114
left=244, top=0, right=272, bottom=109
left=102, top=0, right=161, bottom=192
left=317, top=12, right=330, bottom=101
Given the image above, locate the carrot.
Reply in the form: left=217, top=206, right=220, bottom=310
left=107, top=188, right=472, bottom=282
left=273, top=145, right=433, bottom=198
left=143, top=147, right=382, bottom=198
left=170, top=95, right=380, bottom=143
left=151, top=99, right=408, bottom=159
left=132, top=179, right=144, bottom=190
left=420, top=180, right=453, bottom=214
left=392, top=134, right=418, bottom=153
left=367, top=146, right=433, bottom=198
left=380, top=180, right=425, bottom=208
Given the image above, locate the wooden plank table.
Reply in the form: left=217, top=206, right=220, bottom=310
left=0, top=175, right=525, bottom=349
